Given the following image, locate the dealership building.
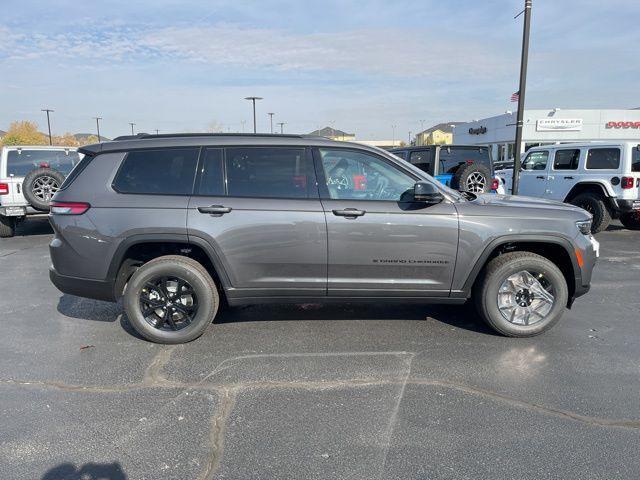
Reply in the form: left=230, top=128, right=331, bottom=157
left=452, top=109, right=640, bottom=162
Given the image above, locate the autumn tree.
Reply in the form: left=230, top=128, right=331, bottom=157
left=53, top=133, right=81, bottom=147
left=1, top=121, right=47, bottom=146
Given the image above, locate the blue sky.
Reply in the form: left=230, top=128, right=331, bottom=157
left=0, top=0, right=638, bottom=139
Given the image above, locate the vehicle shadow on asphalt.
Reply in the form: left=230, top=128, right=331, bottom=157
left=41, top=462, right=126, bottom=480
left=56, top=295, right=496, bottom=340
left=14, top=215, right=53, bottom=237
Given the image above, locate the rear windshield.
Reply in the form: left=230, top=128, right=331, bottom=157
left=438, top=146, right=492, bottom=174
left=6, top=149, right=80, bottom=177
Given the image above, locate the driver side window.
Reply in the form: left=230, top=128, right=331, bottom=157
left=318, top=149, right=416, bottom=201
left=522, top=151, right=549, bottom=171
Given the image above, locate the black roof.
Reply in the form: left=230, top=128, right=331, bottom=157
left=79, top=132, right=365, bottom=156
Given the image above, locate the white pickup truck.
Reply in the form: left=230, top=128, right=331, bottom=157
left=0, top=145, right=81, bottom=237
left=495, top=142, right=640, bottom=233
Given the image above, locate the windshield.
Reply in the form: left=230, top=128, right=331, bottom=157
left=6, top=149, right=80, bottom=177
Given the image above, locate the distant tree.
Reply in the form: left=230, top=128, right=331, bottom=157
left=1, top=121, right=47, bottom=146
left=206, top=120, right=224, bottom=133
left=84, top=135, right=100, bottom=144
left=53, top=133, right=81, bottom=147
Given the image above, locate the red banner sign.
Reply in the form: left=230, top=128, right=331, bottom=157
left=606, top=121, right=640, bottom=129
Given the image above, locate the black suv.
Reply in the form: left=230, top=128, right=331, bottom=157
left=391, top=145, right=496, bottom=193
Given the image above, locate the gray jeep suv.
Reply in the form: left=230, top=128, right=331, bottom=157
left=48, top=133, right=598, bottom=343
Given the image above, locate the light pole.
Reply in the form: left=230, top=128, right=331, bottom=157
left=408, top=131, right=412, bottom=145
left=155, top=129, right=160, bottom=135
left=391, top=124, right=396, bottom=146
left=244, top=96, right=263, bottom=133
left=129, top=122, right=135, bottom=135
left=42, top=109, right=54, bottom=145
left=93, top=116, right=102, bottom=141
left=277, top=122, right=285, bottom=134
left=512, top=0, right=532, bottom=195
left=267, top=112, right=275, bottom=134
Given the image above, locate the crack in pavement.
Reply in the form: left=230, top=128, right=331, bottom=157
left=199, top=387, right=237, bottom=480
left=3, top=375, right=639, bottom=430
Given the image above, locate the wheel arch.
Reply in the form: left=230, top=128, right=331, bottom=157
left=460, top=235, right=580, bottom=306
left=107, top=234, right=231, bottom=301
left=563, top=181, right=613, bottom=203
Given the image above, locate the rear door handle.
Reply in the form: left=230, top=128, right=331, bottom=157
left=332, top=208, right=366, bottom=218
left=197, top=205, right=232, bottom=215
left=536, top=176, right=546, bottom=179
left=564, top=176, right=574, bottom=179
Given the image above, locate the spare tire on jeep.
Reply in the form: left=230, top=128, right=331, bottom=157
left=22, top=168, right=66, bottom=212
left=451, top=163, right=492, bottom=193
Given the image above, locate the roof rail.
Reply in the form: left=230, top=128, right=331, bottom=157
left=111, top=132, right=307, bottom=141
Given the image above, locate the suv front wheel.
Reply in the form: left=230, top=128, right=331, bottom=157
left=475, top=251, right=568, bottom=337
left=123, top=255, right=219, bottom=344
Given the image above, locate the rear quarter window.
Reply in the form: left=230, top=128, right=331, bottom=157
left=585, top=148, right=620, bottom=170
left=632, top=147, right=640, bottom=172
left=113, top=148, right=199, bottom=195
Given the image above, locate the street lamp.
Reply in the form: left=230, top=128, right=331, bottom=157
left=244, top=96, right=263, bottom=133
left=277, top=122, right=285, bottom=134
left=41, top=109, right=54, bottom=145
left=93, top=116, right=102, bottom=141
left=408, top=131, right=412, bottom=145
left=129, top=122, right=135, bottom=135
left=267, top=112, right=275, bottom=134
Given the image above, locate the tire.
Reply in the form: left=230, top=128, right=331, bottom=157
left=451, top=163, right=492, bottom=193
left=569, top=193, right=611, bottom=234
left=620, top=211, right=640, bottom=230
left=0, top=215, right=16, bottom=238
left=123, top=255, right=219, bottom=344
left=22, top=168, right=66, bottom=212
left=474, top=251, right=568, bottom=337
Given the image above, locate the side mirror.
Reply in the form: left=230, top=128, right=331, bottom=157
left=413, top=181, right=444, bottom=204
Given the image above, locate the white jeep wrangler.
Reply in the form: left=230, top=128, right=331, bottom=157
left=0, top=145, right=81, bottom=237
left=496, top=142, right=640, bottom=233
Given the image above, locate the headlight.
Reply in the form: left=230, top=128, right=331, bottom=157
left=576, top=219, right=592, bottom=235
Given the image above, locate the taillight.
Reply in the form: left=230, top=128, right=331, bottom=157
left=491, top=178, right=500, bottom=191
left=50, top=201, right=90, bottom=215
left=0, top=183, right=8, bottom=195
left=621, top=177, right=635, bottom=189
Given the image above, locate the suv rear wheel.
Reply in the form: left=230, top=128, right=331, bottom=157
left=452, top=163, right=492, bottom=193
left=620, top=211, right=640, bottom=230
left=123, top=255, right=219, bottom=344
left=475, top=251, right=568, bottom=337
left=569, top=193, right=611, bottom=233
left=0, top=215, right=16, bottom=238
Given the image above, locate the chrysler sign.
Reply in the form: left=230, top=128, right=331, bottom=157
left=536, top=118, right=583, bottom=131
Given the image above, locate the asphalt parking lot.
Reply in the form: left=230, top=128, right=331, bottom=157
left=1, top=216, right=639, bottom=480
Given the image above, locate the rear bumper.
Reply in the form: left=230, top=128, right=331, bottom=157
left=611, top=198, right=640, bottom=213
left=49, top=267, right=116, bottom=302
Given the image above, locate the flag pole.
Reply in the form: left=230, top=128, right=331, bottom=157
left=511, top=0, right=532, bottom=195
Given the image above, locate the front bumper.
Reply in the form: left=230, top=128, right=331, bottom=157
left=49, top=267, right=116, bottom=302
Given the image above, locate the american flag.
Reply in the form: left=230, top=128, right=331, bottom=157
left=510, top=91, right=520, bottom=102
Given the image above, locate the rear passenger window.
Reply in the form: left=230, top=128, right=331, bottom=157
left=553, top=149, right=580, bottom=170
left=225, top=147, right=312, bottom=198
left=113, top=148, right=199, bottom=195
left=196, top=148, right=224, bottom=196
left=632, top=147, right=640, bottom=172
left=586, top=148, right=620, bottom=170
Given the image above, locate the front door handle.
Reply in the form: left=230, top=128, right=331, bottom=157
left=332, top=208, right=366, bottom=218
left=536, top=176, right=546, bottom=179
left=198, top=205, right=232, bottom=215
left=564, top=176, right=574, bottom=180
